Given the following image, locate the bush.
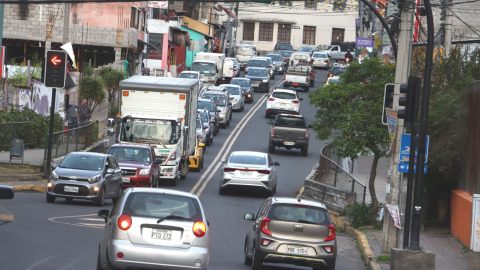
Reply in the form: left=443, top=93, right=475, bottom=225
left=84, top=121, right=99, bottom=147
left=346, top=202, right=384, bottom=228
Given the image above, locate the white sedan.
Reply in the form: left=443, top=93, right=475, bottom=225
left=265, top=89, right=302, bottom=118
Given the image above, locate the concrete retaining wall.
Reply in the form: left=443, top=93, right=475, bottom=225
left=302, top=177, right=356, bottom=215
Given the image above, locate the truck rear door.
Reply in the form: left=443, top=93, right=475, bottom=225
left=273, top=117, right=308, bottom=141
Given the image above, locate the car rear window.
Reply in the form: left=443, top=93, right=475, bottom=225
left=313, top=53, right=327, bottom=58
left=276, top=117, right=305, bottom=127
left=231, top=79, right=250, bottom=87
left=198, top=101, right=214, bottom=111
left=272, top=92, right=296, bottom=100
left=332, top=67, right=347, bottom=75
left=229, top=154, right=266, bottom=165
left=267, top=204, right=330, bottom=225
left=278, top=44, right=293, bottom=51
left=109, top=147, right=151, bottom=163
left=123, top=192, right=203, bottom=220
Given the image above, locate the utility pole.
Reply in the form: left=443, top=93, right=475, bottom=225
left=0, top=0, right=4, bottom=51
left=359, top=2, right=365, bottom=38
left=444, top=0, right=452, bottom=57
left=225, top=2, right=235, bottom=57
left=63, top=3, right=70, bottom=44
left=382, top=4, right=415, bottom=253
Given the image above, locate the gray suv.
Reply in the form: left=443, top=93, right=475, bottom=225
left=243, top=197, right=337, bottom=270
left=202, top=90, right=232, bottom=128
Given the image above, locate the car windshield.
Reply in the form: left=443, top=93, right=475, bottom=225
left=298, top=47, right=312, bottom=52
left=267, top=204, right=330, bottom=225
left=59, top=154, right=104, bottom=171
left=236, top=46, right=256, bottom=55
left=313, top=53, right=327, bottom=58
left=122, top=192, right=202, bottom=220
left=247, top=69, right=267, bottom=77
left=278, top=43, right=293, bottom=51
left=203, top=94, right=226, bottom=106
left=225, top=86, right=240, bottom=95
left=179, top=73, right=198, bottom=79
left=276, top=117, right=305, bottom=127
left=192, top=62, right=215, bottom=74
left=272, top=92, right=296, bottom=99
left=199, top=112, right=209, bottom=122
left=229, top=154, right=266, bottom=165
left=266, top=54, right=282, bottom=61
left=332, top=67, right=347, bottom=75
left=231, top=79, right=250, bottom=87
left=279, top=51, right=292, bottom=57
left=248, top=60, right=267, bottom=67
left=198, top=101, right=214, bottom=111
left=108, top=147, right=151, bottom=163
left=120, top=118, right=179, bottom=144
left=319, top=45, right=334, bottom=50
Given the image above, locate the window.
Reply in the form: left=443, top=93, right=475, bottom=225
left=305, top=0, right=317, bottom=8
left=243, top=22, right=255, bottom=41
left=333, top=0, right=346, bottom=11
left=131, top=7, right=140, bottom=29
left=259, top=23, right=274, bottom=42
left=279, top=1, right=292, bottom=6
left=277, top=24, right=291, bottom=43
left=303, top=26, right=316, bottom=45
left=332, top=28, right=345, bottom=42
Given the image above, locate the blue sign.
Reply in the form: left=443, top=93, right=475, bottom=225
left=399, top=133, right=429, bottom=163
left=356, top=37, right=374, bottom=48
left=398, top=163, right=427, bottom=174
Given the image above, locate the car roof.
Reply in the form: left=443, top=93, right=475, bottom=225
left=127, top=187, right=198, bottom=199
left=109, top=143, right=152, bottom=150
left=230, top=151, right=267, bottom=157
left=271, top=197, right=327, bottom=210
left=272, top=88, right=296, bottom=94
left=68, top=152, right=107, bottom=157
left=204, top=90, right=226, bottom=95
left=221, top=84, right=241, bottom=88
left=198, top=98, right=214, bottom=103
left=231, top=77, right=250, bottom=81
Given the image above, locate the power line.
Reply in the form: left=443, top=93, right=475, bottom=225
left=447, top=6, right=480, bottom=38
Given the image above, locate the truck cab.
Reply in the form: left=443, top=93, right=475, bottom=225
left=192, top=60, right=218, bottom=86
left=235, top=44, right=257, bottom=70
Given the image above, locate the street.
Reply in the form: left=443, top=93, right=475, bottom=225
left=0, top=69, right=366, bottom=270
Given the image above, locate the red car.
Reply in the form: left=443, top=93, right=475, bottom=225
left=107, top=144, right=162, bottom=188
left=296, top=63, right=315, bottom=87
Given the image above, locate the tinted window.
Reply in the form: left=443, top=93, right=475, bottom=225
left=276, top=117, right=305, bottom=127
left=313, top=53, right=327, bottom=58
left=247, top=69, right=267, bottom=77
left=267, top=204, right=330, bottom=225
left=272, top=92, right=296, bottom=99
left=225, top=86, right=240, bottom=95
left=278, top=44, right=293, bottom=51
left=198, top=101, right=214, bottom=111
left=328, top=79, right=340, bottom=84
left=179, top=73, right=198, bottom=79
left=266, top=54, right=282, bottom=61
left=123, top=192, right=202, bottom=220
left=248, top=60, right=267, bottom=67
left=59, top=154, right=104, bottom=171
left=298, top=47, right=312, bottom=52
left=279, top=51, right=292, bottom=57
left=203, top=94, right=226, bottom=106
left=332, top=67, right=347, bottom=75
left=229, top=154, right=266, bottom=165
left=231, top=79, right=250, bottom=87
left=109, top=147, right=151, bottom=163
left=199, top=112, right=209, bottom=122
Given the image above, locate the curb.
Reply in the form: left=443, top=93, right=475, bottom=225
left=13, top=185, right=46, bottom=193
left=0, top=174, right=45, bottom=182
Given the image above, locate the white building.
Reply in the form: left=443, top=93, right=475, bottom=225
left=226, top=0, right=358, bottom=52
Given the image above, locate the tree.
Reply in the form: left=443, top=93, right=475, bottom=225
left=79, top=65, right=106, bottom=114
left=99, top=67, right=125, bottom=117
left=309, top=58, right=395, bottom=222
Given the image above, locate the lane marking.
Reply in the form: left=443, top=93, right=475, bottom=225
left=191, top=79, right=283, bottom=196
left=24, top=253, right=61, bottom=270
left=48, top=214, right=105, bottom=228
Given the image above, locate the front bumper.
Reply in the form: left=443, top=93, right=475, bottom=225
left=160, top=165, right=177, bottom=179
left=109, top=239, right=209, bottom=270
left=252, top=82, right=269, bottom=91
left=218, top=113, right=227, bottom=124
left=270, top=138, right=308, bottom=148
left=47, top=179, right=102, bottom=200
left=121, top=174, right=151, bottom=187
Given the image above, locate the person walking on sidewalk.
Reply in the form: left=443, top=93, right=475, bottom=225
left=66, top=104, right=79, bottom=127
left=78, top=99, right=92, bottom=126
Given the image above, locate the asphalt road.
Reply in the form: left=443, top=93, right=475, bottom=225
left=0, top=68, right=366, bottom=270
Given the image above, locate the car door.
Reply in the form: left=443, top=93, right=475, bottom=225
left=100, top=191, right=126, bottom=264
left=106, top=157, right=120, bottom=197
left=267, top=155, right=277, bottom=187
left=331, top=46, right=340, bottom=59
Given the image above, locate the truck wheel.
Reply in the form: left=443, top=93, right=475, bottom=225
left=305, top=86, right=310, bottom=92
left=310, top=80, right=315, bottom=87
left=170, top=177, right=177, bottom=186
left=265, top=112, right=271, bottom=118
left=268, top=144, right=275, bottom=154
left=301, top=147, right=309, bottom=156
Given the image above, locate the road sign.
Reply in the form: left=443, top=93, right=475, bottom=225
left=398, top=163, right=427, bottom=174
left=399, top=133, right=429, bottom=163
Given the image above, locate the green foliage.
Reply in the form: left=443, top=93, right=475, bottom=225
left=377, top=255, right=391, bottom=262
left=346, top=202, right=384, bottom=228
left=84, top=64, right=94, bottom=78
left=8, top=53, right=42, bottom=87
left=79, top=66, right=106, bottom=114
left=0, top=108, right=63, bottom=150
left=84, top=121, right=99, bottom=147
left=109, top=104, right=118, bottom=118
left=99, top=67, right=125, bottom=117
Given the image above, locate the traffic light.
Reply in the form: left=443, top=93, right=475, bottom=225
left=382, top=83, right=395, bottom=125
left=398, top=76, right=421, bottom=128
left=44, top=50, right=67, bottom=88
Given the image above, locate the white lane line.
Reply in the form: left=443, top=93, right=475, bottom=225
left=189, top=82, right=278, bottom=194
left=193, top=80, right=283, bottom=197
left=24, top=253, right=61, bottom=270
left=48, top=214, right=105, bottom=228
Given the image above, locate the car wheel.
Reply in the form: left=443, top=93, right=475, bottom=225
left=244, top=238, right=252, bottom=265
left=268, top=144, right=275, bottom=154
left=206, top=137, right=211, bottom=146
left=273, top=183, right=277, bottom=194
left=95, top=187, right=106, bottom=206
left=322, top=261, right=336, bottom=270
left=251, top=246, right=263, bottom=270
left=200, top=155, right=204, bottom=169
left=203, top=146, right=206, bottom=154
left=105, top=251, right=119, bottom=270
left=112, top=186, right=121, bottom=205
left=96, top=248, right=104, bottom=270
left=65, top=198, right=73, bottom=202
left=210, top=135, right=214, bottom=144
left=242, top=103, right=245, bottom=111
left=219, top=188, right=226, bottom=195
left=305, top=86, right=310, bottom=92
left=226, top=120, right=230, bottom=127
left=301, top=146, right=309, bottom=156
left=216, top=124, right=220, bottom=133
left=265, top=112, right=271, bottom=118
left=46, top=193, right=56, bottom=203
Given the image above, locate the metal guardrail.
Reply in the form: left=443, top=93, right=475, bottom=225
left=318, top=144, right=366, bottom=204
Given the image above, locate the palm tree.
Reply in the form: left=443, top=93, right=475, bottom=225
left=79, top=65, right=105, bottom=114
left=99, top=67, right=125, bottom=117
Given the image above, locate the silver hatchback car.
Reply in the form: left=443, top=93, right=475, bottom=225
left=219, top=151, right=280, bottom=196
left=243, top=197, right=337, bottom=270
left=96, top=188, right=209, bottom=270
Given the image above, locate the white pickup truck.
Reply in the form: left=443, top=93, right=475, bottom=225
left=283, top=65, right=310, bottom=92
left=318, top=44, right=355, bottom=60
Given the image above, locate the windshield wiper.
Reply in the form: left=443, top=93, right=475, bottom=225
left=157, top=215, right=191, bottom=223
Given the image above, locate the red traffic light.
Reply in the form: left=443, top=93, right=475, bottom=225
left=51, top=56, right=62, bottom=65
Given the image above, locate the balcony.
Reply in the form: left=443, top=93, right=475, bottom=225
left=147, top=19, right=182, bottom=34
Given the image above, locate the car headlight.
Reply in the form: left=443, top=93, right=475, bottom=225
left=162, top=167, right=174, bottom=173
left=139, top=169, right=150, bottom=175
left=87, top=175, right=101, bottom=184
left=262, top=79, right=269, bottom=83
left=221, top=108, right=227, bottom=114
left=233, top=99, right=240, bottom=103
left=51, top=171, right=59, bottom=181
left=170, top=151, right=177, bottom=160
left=248, top=94, right=252, bottom=97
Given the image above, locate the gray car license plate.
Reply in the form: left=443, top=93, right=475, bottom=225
left=64, top=186, right=79, bottom=193
left=283, top=141, right=295, bottom=146
left=151, top=229, right=172, bottom=240
left=287, top=245, right=308, bottom=255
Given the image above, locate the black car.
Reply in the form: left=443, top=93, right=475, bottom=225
left=198, top=98, right=220, bottom=136
left=231, top=78, right=254, bottom=103
left=245, top=67, right=270, bottom=92
left=245, top=59, right=269, bottom=74
left=274, top=42, right=294, bottom=53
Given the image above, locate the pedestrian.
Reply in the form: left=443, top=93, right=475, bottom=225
left=345, top=49, right=353, bottom=63
left=66, top=104, right=79, bottom=127
left=358, top=54, right=364, bottom=64
left=225, top=40, right=230, bottom=56
left=78, top=99, right=92, bottom=126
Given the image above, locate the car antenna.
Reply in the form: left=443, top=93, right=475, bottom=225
left=297, top=198, right=301, bottom=202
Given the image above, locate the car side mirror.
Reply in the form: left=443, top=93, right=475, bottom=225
left=300, top=98, right=304, bottom=101
left=107, top=118, right=115, bottom=127
left=51, top=164, right=57, bottom=169
left=216, top=109, right=221, bottom=113
left=97, top=209, right=110, bottom=223
left=184, top=126, right=189, bottom=135
left=308, top=124, right=313, bottom=128
left=199, top=143, right=205, bottom=147
left=267, top=120, right=273, bottom=124
left=153, top=158, right=163, bottom=164
left=0, top=186, right=14, bottom=200
left=244, top=213, right=255, bottom=221
left=273, top=162, right=280, bottom=166
left=106, top=168, right=115, bottom=175
left=220, top=158, right=227, bottom=163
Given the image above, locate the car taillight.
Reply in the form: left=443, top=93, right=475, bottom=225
left=271, top=128, right=275, bottom=137
left=324, top=224, right=336, bottom=241
left=193, top=221, right=207, bottom=237
left=257, top=170, right=271, bottom=175
left=269, top=98, right=275, bottom=101
left=325, top=60, right=329, bottom=63
left=261, top=217, right=272, bottom=236
left=306, top=78, right=308, bottom=83
left=292, top=100, right=299, bottom=104
left=224, top=167, right=236, bottom=172
left=197, top=134, right=202, bottom=138
left=324, top=246, right=333, bottom=253
left=118, top=214, right=132, bottom=230
left=283, top=75, right=286, bottom=80
left=261, top=239, right=271, bottom=246
left=306, top=130, right=309, bottom=137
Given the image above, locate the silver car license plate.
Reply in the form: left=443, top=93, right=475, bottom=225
left=239, top=171, right=254, bottom=176
left=287, top=245, right=308, bottom=255
left=252, top=83, right=259, bottom=87
left=64, top=186, right=79, bottom=193
left=284, top=141, right=295, bottom=145
left=151, top=229, right=172, bottom=240
left=122, top=177, right=130, bottom=183
left=278, top=103, right=288, bottom=107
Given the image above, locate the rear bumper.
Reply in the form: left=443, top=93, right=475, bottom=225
left=220, top=174, right=273, bottom=192
left=313, top=62, right=329, bottom=68
left=109, top=240, right=209, bottom=270
left=270, top=138, right=308, bottom=148
left=284, top=82, right=308, bottom=88
left=266, top=108, right=299, bottom=116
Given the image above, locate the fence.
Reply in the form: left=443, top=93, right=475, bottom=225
left=43, top=121, right=99, bottom=162
left=318, top=144, right=366, bottom=204
left=0, top=121, right=40, bottom=151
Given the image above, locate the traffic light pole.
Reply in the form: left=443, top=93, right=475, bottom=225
left=45, top=88, right=56, bottom=176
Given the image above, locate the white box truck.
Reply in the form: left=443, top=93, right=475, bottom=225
left=118, top=76, right=198, bottom=186
left=235, top=44, right=257, bottom=70
left=192, top=52, right=233, bottom=86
